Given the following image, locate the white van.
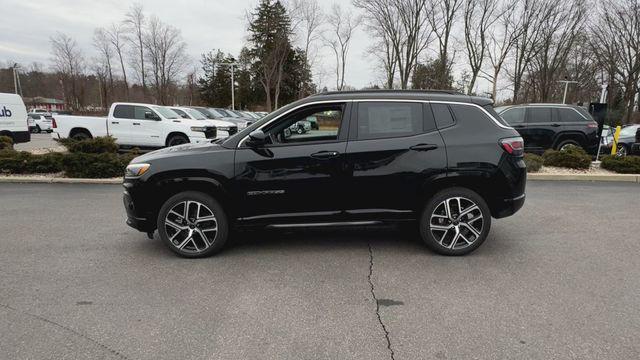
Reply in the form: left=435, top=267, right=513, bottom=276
left=0, top=93, right=30, bottom=144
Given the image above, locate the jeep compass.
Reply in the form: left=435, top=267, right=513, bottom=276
left=123, top=91, right=526, bottom=257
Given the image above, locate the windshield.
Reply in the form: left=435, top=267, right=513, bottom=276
left=207, top=108, right=224, bottom=118
left=154, top=106, right=180, bottom=119
left=186, top=108, right=207, bottom=120
left=217, top=108, right=237, bottom=117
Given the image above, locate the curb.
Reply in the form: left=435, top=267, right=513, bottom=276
left=528, top=173, right=640, bottom=183
left=0, top=177, right=122, bottom=184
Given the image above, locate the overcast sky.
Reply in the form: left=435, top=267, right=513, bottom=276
left=0, top=0, right=382, bottom=90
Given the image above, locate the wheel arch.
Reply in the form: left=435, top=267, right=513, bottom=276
left=69, top=127, right=93, bottom=139
left=552, top=131, right=586, bottom=148
left=165, top=132, right=190, bottom=146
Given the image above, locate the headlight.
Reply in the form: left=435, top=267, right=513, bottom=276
left=190, top=126, right=207, bottom=132
left=125, top=163, right=151, bottom=178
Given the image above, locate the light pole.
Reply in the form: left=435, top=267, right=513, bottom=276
left=218, top=62, right=239, bottom=110
left=558, top=78, right=578, bottom=104
left=12, top=63, right=23, bottom=96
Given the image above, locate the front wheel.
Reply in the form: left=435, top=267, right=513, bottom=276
left=167, top=134, right=189, bottom=147
left=157, top=191, right=229, bottom=258
left=616, top=144, right=628, bottom=157
left=419, top=187, right=491, bottom=256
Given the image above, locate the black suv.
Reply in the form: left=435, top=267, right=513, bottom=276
left=495, top=104, right=599, bottom=153
left=123, top=91, right=526, bottom=257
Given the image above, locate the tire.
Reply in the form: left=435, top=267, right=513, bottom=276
left=419, top=187, right=492, bottom=256
left=71, top=131, right=91, bottom=141
left=157, top=191, right=229, bottom=258
left=556, top=139, right=580, bottom=151
left=36, top=125, right=42, bottom=134
left=296, top=126, right=304, bottom=134
left=167, top=134, right=189, bottom=147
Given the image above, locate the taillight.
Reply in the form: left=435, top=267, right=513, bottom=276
left=51, top=117, right=57, bottom=128
left=500, top=137, right=524, bottom=156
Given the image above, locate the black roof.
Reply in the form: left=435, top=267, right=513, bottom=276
left=309, top=89, right=493, bottom=106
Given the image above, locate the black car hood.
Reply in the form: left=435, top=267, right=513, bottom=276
left=132, top=142, right=226, bottom=163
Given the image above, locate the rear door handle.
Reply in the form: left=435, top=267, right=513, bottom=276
left=550, top=123, right=561, bottom=127
left=133, top=122, right=141, bottom=126
left=111, top=121, right=119, bottom=124
left=310, top=150, right=340, bottom=159
left=409, top=143, right=438, bottom=151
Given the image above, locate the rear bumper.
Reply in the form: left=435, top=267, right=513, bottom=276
left=493, top=193, right=526, bottom=218
left=13, top=131, right=31, bottom=144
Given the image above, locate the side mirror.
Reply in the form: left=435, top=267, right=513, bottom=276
left=247, top=130, right=267, bottom=147
left=145, top=111, right=160, bottom=121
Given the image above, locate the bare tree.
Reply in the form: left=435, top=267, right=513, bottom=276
left=124, top=3, right=147, bottom=100
left=354, top=0, right=431, bottom=89
left=50, top=32, right=84, bottom=110
left=526, top=0, right=586, bottom=102
left=366, top=34, right=397, bottom=89
left=106, top=23, right=130, bottom=100
left=463, top=0, right=498, bottom=94
left=93, top=28, right=114, bottom=98
left=590, top=0, right=640, bottom=123
left=324, top=4, right=358, bottom=91
left=144, top=16, right=189, bottom=105
left=508, top=0, right=546, bottom=102
left=480, top=1, right=521, bottom=100
left=427, top=0, right=463, bottom=89
left=288, top=0, right=324, bottom=71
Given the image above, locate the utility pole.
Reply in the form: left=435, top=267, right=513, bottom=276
left=558, top=78, right=579, bottom=104
left=217, top=62, right=239, bottom=110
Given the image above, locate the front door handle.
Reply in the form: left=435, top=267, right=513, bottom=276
left=133, top=122, right=141, bottom=126
left=409, top=143, right=438, bottom=151
left=310, top=150, right=340, bottom=159
left=550, top=123, right=561, bottom=127
left=111, top=121, right=119, bottom=124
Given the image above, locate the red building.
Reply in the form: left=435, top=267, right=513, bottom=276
left=23, top=97, right=65, bottom=112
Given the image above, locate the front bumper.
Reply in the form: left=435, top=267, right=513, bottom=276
left=123, top=187, right=155, bottom=232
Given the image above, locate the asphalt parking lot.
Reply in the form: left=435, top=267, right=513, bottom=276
left=1, top=181, right=639, bottom=359
left=14, top=133, right=60, bottom=152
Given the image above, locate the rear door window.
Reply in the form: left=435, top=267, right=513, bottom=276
left=500, top=107, right=526, bottom=125
left=356, top=102, right=422, bottom=140
left=556, top=108, right=585, bottom=122
left=527, top=107, right=552, bottom=123
left=113, top=105, right=134, bottom=119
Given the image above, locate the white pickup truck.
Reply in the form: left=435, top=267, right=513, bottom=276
left=51, top=102, right=220, bottom=148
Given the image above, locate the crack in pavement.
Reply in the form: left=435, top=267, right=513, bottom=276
left=0, top=302, right=130, bottom=360
left=367, top=241, right=396, bottom=360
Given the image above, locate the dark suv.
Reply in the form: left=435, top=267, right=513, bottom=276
left=495, top=104, right=599, bottom=153
left=123, top=91, right=526, bottom=257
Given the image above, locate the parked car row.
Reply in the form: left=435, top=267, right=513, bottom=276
left=599, top=124, right=640, bottom=156
left=50, top=103, right=267, bottom=150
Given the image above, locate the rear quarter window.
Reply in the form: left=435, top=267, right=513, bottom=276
left=449, top=104, right=500, bottom=128
left=113, top=105, right=134, bottom=119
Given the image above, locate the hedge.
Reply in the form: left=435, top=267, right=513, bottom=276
left=523, top=153, right=543, bottom=173
left=542, top=146, right=591, bottom=169
left=56, top=136, right=119, bottom=154
left=601, top=155, right=640, bottom=174
left=0, top=135, right=13, bottom=150
left=0, top=149, right=135, bottom=178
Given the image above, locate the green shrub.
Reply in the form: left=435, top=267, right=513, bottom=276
left=61, top=152, right=129, bottom=178
left=0, top=135, right=13, bottom=150
left=542, top=146, right=591, bottom=169
left=56, top=136, right=119, bottom=154
left=524, top=153, right=543, bottom=173
left=601, top=155, right=640, bottom=174
left=0, top=150, right=64, bottom=174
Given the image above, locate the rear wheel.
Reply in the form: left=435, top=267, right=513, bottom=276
left=157, top=191, right=228, bottom=258
left=167, top=134, right=189, bottom=147
left=556, top=139, right=580, bottom=151
left=35, top=125, right=42, bottom=134
left=616, top=144, right=628, bottom=157
left=419, top=187, right=491, bottom=256
left=71, top=130, right=91, bottom=141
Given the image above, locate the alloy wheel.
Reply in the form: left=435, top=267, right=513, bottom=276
left=617, top=145, right=627, bottom=157
left=164, top=200, right=218, bottom=254
left=429, top=197, right=484, bottom=250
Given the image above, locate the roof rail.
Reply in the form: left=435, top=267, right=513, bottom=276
left=311, top=89, right=465, bottom=96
